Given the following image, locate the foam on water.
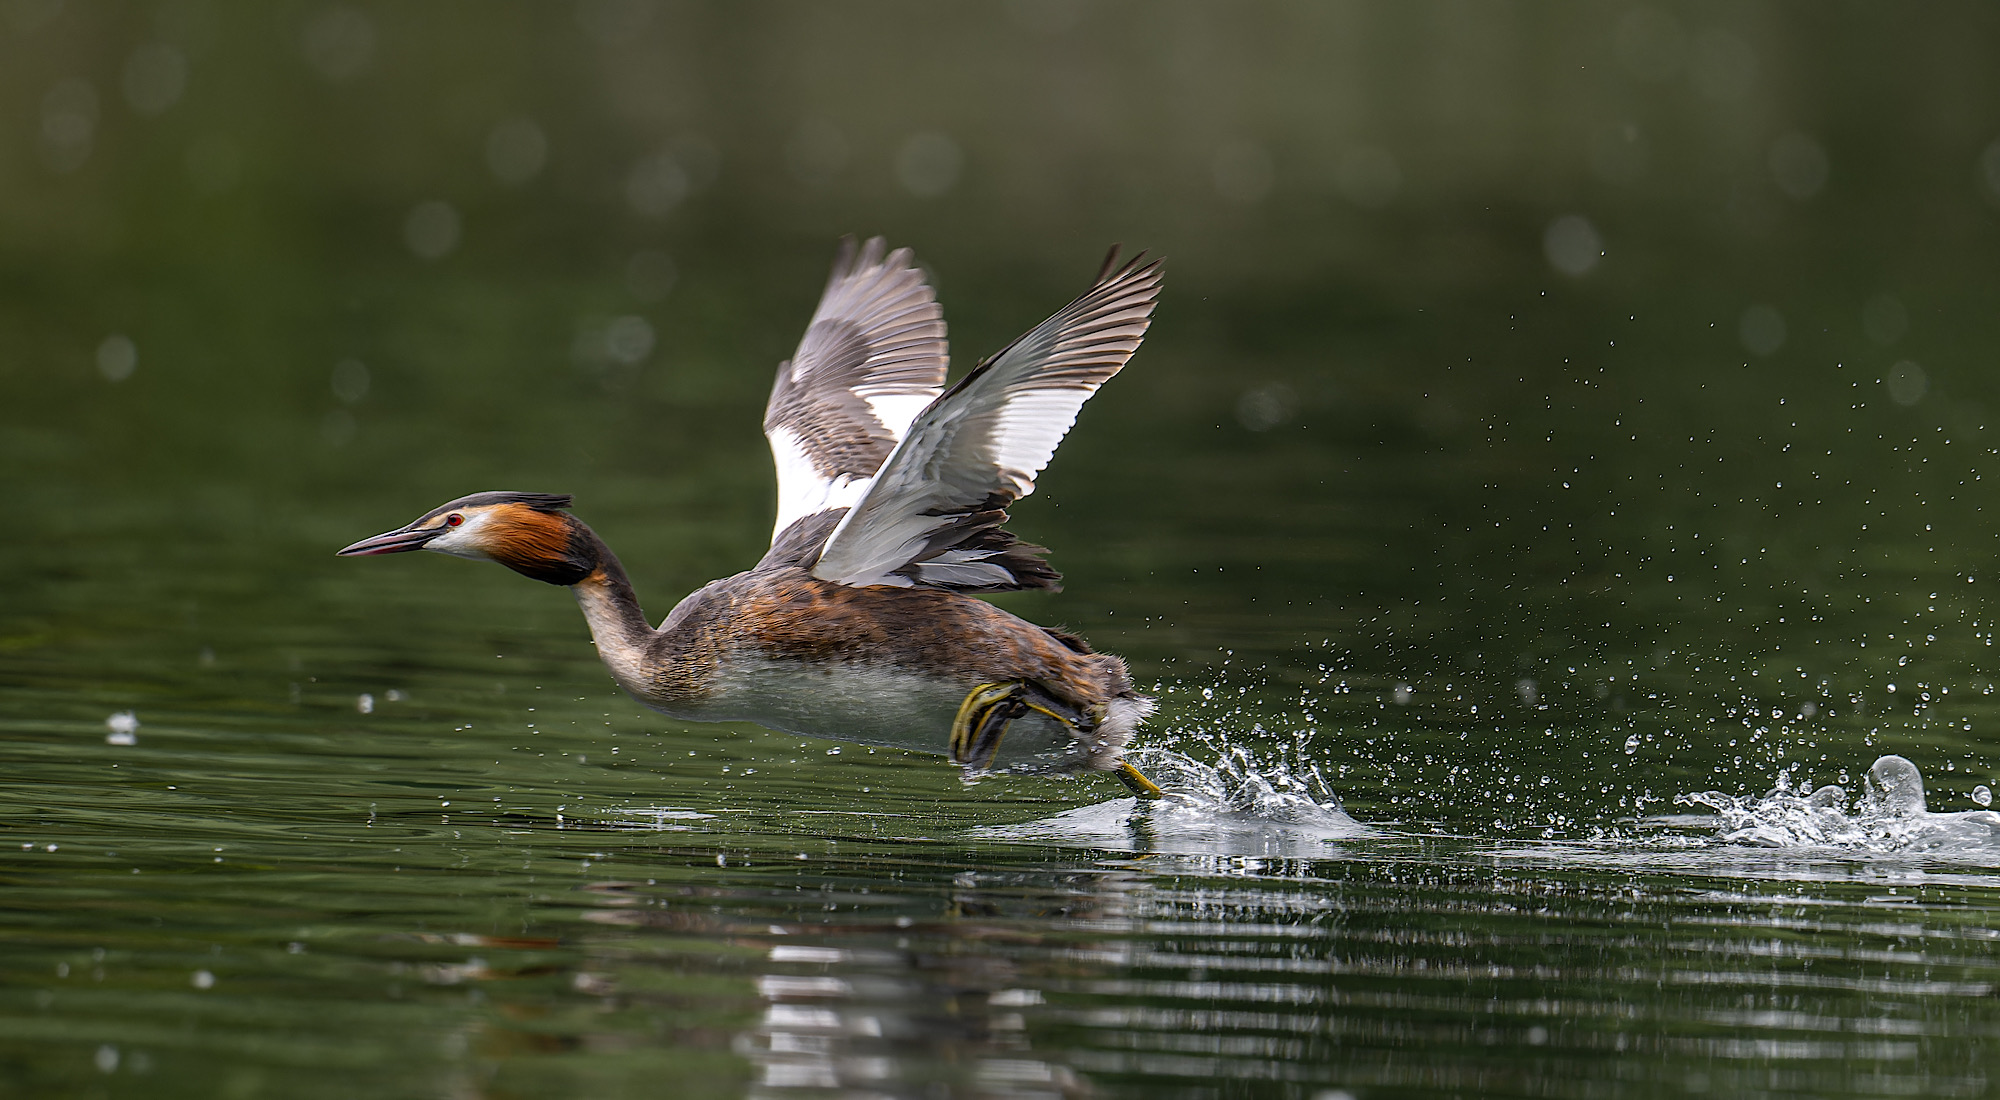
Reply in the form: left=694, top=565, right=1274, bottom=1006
left=1676, top=754, right=2000, bottom=857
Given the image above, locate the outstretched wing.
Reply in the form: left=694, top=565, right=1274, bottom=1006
left=809, top=248, right=1162, bottom=592
left=764, top=237, right=948, bottom=545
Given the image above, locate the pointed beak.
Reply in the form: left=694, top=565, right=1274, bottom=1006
left=337, top=525, right=438, bottom=556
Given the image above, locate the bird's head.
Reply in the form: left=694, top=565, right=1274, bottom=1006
left=337, top=491, right=598, bottom=585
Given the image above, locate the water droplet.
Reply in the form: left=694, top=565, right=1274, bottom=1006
left=1624, top=734, right=1641, bottom=755
left=1866, top=755, right=1927, bottom=816
left=191, top=969, right=214, bottom=990
left=1976, top=785, right=1993, bottom=807
left=104, top=711, right=138, bottom=745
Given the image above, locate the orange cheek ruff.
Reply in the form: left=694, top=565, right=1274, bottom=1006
left=483, top=506, right=593, bottom=585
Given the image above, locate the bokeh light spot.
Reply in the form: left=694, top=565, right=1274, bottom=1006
left=302, top=7, right=375, bottom=83
left=485, top=117, right=548, bottom=186
left=95, top=334, right=136, bottom=382
left=403, top=200, right=461, bottom=260
left=331, top=359, right=369, bottom=405
left=1236, top=383, right=1296, bottom=431
left=626, top=152, right=689, bottom=217
left=1886, top=360, right=1928, bottom=407
left=40, top=78, right=96, bottom=173
left=897, top=132, right=962, bottom=198
left=1689, top=28, right=1756, bottom=101
left=604, top=316, right=654, bottom=364
left=1768, top=132, right=1828, bottom=200
left=1543, top=215, right=1603, bottom=276
left=122, top=43, right=188, bottom=115
left=1738, top=304, right=1786, bottom=357
left=1978, top=138, right=2000, bottom=203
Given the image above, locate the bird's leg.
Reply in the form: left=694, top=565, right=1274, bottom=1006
left=949, top=682, right=1163, bottom=799
left=951, top=680, right=1086, bottom=774
left=950, top=682, right=1027, bottom=774
left=1114, top=761, right=1164, bottom=800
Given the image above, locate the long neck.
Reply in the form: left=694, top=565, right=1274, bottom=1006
left=567, top=527, right=656, bottom=690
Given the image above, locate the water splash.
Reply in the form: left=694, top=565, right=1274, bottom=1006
left=104, top=711, right=138, bottom=746
left=607, top=807, right=715, bottom=831
left=1127, top=739, right=1359, bottom=830
left=975, top=735, right=1372, bottom=857
left=1678, top=755, right=2000, bottom=857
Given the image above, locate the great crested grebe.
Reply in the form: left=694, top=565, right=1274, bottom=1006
left=340, top=237, right=1165, bottom=798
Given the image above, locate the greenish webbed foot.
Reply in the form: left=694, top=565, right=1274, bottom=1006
left=950, top=681, right=1163, bottom=800
left=1114, top=761, right=1164, bottom=800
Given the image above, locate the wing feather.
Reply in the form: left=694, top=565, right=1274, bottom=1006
left=809, top=249, right=1162, bottom=591
left=764, top=237, right=948, bottom=544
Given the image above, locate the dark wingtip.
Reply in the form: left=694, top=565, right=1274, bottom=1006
left=1096, top=244, right=1123, bottom=283
left=1094, top=244, right=1163, bottom=288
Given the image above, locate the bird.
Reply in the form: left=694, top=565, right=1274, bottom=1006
left=339, top=237, right=1165, bottom=799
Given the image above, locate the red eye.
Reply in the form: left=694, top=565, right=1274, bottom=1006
left=445, top=513, right=464, bottom=528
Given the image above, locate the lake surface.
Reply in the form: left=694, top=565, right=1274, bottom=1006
left=9, top=4, right=2000, bottom=1097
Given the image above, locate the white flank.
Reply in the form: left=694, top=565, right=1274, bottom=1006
left=642, top=657, right=1130, bottom=776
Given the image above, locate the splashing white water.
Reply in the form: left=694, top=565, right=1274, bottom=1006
left=1127, top=739, right=1359, bottom=830
left=1678, top=755, right=2000, bottom=856
left=975, top=734, right=1371, bottom=857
